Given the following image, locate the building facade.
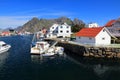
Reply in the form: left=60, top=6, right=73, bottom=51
left=75, top=27, right=114, bottom=45
left=47, top=23, right=71, bottom=38
left=87, top=23, right=99, bottom=28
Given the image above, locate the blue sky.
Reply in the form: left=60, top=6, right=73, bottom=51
left=0, top=0, right=120, bottom=29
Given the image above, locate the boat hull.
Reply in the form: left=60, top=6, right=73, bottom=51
left=0, top=45, right=11, bottom=54
left=30, top=47, right=45, bottom=54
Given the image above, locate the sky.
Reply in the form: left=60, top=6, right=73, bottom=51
left=0, top=0, right=120, bottom=29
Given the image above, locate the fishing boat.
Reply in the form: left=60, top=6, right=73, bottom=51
left=30, top=31, right=64, bottom=56
left=30, top=41, right=64, bottom=55
left=0, top=41, right=11, bottom=54
left=30, top=41, right=50, bottom=54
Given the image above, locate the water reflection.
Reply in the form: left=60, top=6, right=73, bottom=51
left=0, top=52, right=9, bottom=70
left=67, top=53, right=120, bottom=79
left=31, top=55, right=55, bottom=63
left=31, top=54, right=65, bottom=64
left=93, top=64, right=109, bottom=76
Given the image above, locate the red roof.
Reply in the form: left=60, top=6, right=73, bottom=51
left=104, top=20, right=116, bottom=27
left=76, top=27, right=104, bottom=37
left=2, top=31, right=10, bottom=34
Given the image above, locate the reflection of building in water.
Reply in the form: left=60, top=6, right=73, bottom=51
left=93, top=64, right=120, bottom=77
left=0, top=52, right=9, bottom=70
left=93, top=64, right=109, bottom=76
left=66, top=54, right=120, bottom=78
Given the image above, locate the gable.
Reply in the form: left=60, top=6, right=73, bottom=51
left=96, top=28, right=110, bottom=38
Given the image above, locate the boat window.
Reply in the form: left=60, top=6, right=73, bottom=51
left=2, top=44, right=7, bottom=46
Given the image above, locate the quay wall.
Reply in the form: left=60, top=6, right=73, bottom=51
left=45, top=39, right=86, bottom=56
left=45, top=38, right=120, bottom=58
left=57, top=42, right=86, bottom=56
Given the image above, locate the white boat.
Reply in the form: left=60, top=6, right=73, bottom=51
left=30, top=41, right=50, bottom=54
left=31, top=41, right=64, bottom=56
left=30, top=32, right=64, bottom=56
left=42, top=47, right=56, bottom=56
left=0, top=41, right=11, bottom=54
left=54, top=46, right=64, bottom=55
left=42, top=46, right=64, bottom=56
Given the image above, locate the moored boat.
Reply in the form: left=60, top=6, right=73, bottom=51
left=30, top=41, right=50, bottom=54
left=30, top=32, right=64, bottom=56
left=0, top=41, right=11, bottom=54
left=55, top=46, right=64, bottom=55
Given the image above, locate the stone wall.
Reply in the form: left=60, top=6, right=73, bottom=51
left=57, top=42, right=86, bottom=56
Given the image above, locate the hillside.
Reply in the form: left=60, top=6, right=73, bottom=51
left=19, top=17, right=85, bottom=33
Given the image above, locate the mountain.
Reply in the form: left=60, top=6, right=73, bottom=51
left=19, top=17, right=85, bottom=33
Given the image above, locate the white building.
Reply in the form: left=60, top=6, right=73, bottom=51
left=47, top=23, right=71, bottom=38
left=75, top=27, right=115, bottom=45
left=87, top=23, right=99, bottom=28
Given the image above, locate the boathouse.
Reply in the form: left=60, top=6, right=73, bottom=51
left=75, top=27, right=115, bottom=45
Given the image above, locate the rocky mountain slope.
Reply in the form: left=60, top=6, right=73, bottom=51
left=19, top=17, right=85, bottom=33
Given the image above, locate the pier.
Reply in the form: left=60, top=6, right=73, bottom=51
left=45, top=38, right=120, bottom=58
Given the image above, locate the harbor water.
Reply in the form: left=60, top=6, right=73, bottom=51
left=0, top=35, right=120, bottom=80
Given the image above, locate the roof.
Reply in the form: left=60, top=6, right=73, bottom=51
left=104, top=20, right=116, bottom=27
left=76, top=27, right=104, bottom=37
left=2, top=31, right=10, bottom=34
left=0, top=41, right=6, bottom=45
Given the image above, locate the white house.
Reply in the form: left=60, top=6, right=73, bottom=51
left=47, top=23, right=71, bottom=38
left=87, top=23, right=99, bottom=28
left=75, top=27, right=115, bottom=45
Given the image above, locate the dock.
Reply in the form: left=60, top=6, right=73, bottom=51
left=45, top=38, right=120, bottom=58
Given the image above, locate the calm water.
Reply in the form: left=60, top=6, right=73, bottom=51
left=0, top=35, right=120, bottom=80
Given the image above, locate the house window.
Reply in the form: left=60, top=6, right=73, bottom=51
left=89, top=38, right=92, bottom=40
left=60, top=26, right=63, bottom=28
left=53, top=31, right=55, bottom=33
left=66, top=30, right=69, bottom=33
left=56, top=31, right=58, bottom=33
left=119, top=30, right=120, bottom=33
left=60, top=30, right=63, bottom=33
left=103, top=29, right=105, bottom=32
left=66, top=26, right=69, bottom=28
left=102, top=38, right=105, bottom=40
left=79, top=37, right=81, bottom=39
